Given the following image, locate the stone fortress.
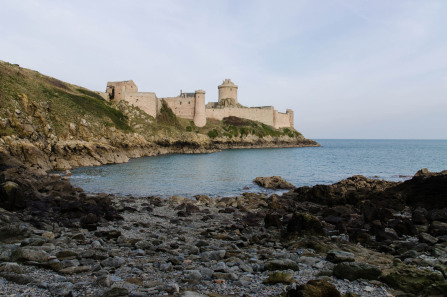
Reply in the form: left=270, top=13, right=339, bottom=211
left=105, top=79, right=294, bottom=129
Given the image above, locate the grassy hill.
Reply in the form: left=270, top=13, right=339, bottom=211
left=0, top=60, right=317, bottom=170
left=0, top=61, right=132, bottom=139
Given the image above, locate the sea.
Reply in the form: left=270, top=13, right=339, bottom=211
left=70, top=139, right=447, bottom=198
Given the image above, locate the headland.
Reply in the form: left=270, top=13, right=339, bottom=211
left=0, top=61, right=318, bottom=172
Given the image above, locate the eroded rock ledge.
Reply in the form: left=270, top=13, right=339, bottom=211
left=0, top=135, right=319, bottom=172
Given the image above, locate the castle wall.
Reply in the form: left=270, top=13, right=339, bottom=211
left=274, top=111, right=293, bottom=129
left=163, top=97, right=196, bottom=120
left=106, top=81, right=138, bottom=101
left=206, top=107, right=276, bottom=127
left=105, top=79, right=293, bottom=129
left=125, top=92, right=159, bottom=118
left=287, top=109, right=294, bottom=128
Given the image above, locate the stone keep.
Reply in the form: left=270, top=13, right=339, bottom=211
left=218, top=79, right=238, bottom=105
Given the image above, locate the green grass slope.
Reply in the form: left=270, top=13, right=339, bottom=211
left=0, top=61, right=131, bottom=140
left=0, top=60, right=312, bottom=146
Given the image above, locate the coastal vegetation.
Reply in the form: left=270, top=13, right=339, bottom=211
left=0, top=60, right=318, bottom=171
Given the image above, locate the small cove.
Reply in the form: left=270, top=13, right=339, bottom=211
left=70, top=139, right=447, bottom=198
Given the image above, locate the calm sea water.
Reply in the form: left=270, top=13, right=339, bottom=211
left=70, top=139, right=447, bottom=198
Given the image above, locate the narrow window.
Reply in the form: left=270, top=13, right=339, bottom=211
left=188, top=101, right=190, bottom=104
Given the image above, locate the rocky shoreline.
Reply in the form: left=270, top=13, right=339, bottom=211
left=1, top=150, right=446, bottom=296
left=0, top=134, right=319, bottom=172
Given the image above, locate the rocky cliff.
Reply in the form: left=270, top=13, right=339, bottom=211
left=0, top=61, right=318, bottom=172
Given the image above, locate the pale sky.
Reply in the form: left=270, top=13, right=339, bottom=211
left=1, top=0, right=446, bottom=139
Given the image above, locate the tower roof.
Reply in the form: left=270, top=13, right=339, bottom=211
left=219, top=79, right=237, bottom=88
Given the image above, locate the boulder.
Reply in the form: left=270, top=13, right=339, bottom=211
left=80, top=213, right=98, bottom=231
left=94, top=230, right=121, bottom=240
left=213, top=272, right=238, bottom=281
left=184, top=270, right=203, bottom=283
left=0, top=244, right=19, bottom=261
left=286, top=279, right=341, bottom=297
left=264, top=213, right=282, bottom=228
left=135, top=240, right=152, bottom=250
left=0, top=181, right=25, bottom=210
left=101, top=256, right=125, bottom=268
left=13, top=247, right=49, bottom=263
left=263, top=271, right=294, bottom=285
left=48, top=282, right=74, bottom=297
left=0, top=272, right=34, bottom=285
left=326, top=250, right=355, bottom=263
left=412, top=208, right=428, bottom=225
left=56, top=250, right=79, bottom=260
left=286, top=213, right=325, bottom=236
left=333, top=262, right=381, bottom=281
left=103, top=287, right=129, bottom=297
left=183, top=292, right=209, bottom=297
left=0, top=262, right=23, bottom=274
left=242, top=212, right=264, bottom=226
left=381, top=265, right=445, bottom=294
left=429, top=221, right=447, bottom=236
left=418, top=232, right=438, bottom=245
left=254, top=176, right=295, bottom=189
left=169, top=195, right=185, bottom=205
left=265, top=259, right=299, bottom=271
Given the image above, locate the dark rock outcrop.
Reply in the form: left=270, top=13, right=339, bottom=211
left=254, top=176, right=295, bottom=189
left=0, top=151, right=121, bottom=228
left=286, top=212, right=325, bottom=237
left=286, top=279, right=341, bottom=297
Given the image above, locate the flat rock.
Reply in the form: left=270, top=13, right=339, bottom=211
left=58, top=266, right=91, bottom=275
left=263, top=271, right=295, bottom=285
left=265, top=259, right=299, bottom=271
left=103, top=287, right=129, bottom=297
left=326, top=250, right=355, bottom=263
left=0, top=262, right=23, bottom=274
left=48, top=282, right=74, bottom=297
left=381, top=265, right=445, bottom=295
left=183, top=292, right=209, bottom=297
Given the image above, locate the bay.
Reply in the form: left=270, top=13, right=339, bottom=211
left=70, top=139, right=447, bottom=198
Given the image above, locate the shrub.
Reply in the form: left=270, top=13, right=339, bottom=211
left=208, top=129, right=218, bottom=138
left=157, top=100, right=181, bottom=129
left=223, top=116, right=250, bottom=126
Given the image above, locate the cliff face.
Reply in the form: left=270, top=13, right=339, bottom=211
left=0, top=61, right=318, bottom=171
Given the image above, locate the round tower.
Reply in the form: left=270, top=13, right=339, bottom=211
left=218, top=79, right=238, bottom=105
left=193, top=90, right=206, bottom=127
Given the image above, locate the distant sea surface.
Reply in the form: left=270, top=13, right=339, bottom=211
left=70, top=139, right=447, bottom=198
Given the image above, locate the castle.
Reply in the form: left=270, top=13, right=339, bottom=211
left=105, top=79, right=294, bottom=129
